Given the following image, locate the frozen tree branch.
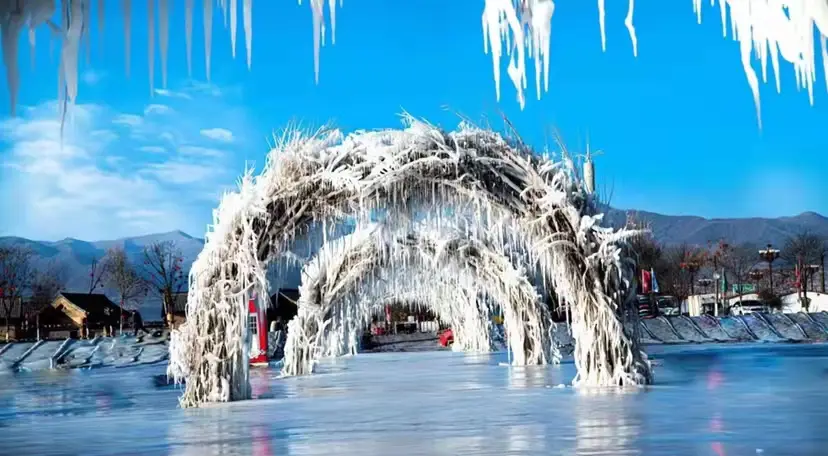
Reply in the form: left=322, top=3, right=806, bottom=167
left=168, top=117, right=649, bottom=408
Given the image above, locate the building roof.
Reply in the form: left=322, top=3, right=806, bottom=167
left=58, top=292, right=123, bottom=324
left=38, top=305, right=77, bottom=327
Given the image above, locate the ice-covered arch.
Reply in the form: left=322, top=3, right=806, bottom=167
left=167, top=117, right=649, bottom=407
left=281, top=222, right=558, bottom=377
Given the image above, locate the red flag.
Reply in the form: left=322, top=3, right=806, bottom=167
left=641, top=269, right=652, bottom=294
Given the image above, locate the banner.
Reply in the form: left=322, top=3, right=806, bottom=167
left=641, top=269, right=652, bottom=294
left=650, top=268, right=660, bottom=293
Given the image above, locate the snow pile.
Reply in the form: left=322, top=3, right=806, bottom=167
left=168, top=117, right=649, bottom=407
left=281, top=222, right=560, bottom=377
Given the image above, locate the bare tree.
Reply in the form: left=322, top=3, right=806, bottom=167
left=0, top=246, right=33, bottom=341
left=782, top=232, right=825, bottom=293
left=102, top=247, right=147, bottom=333
left=87, top=255, right=109, bottom=294
left=722, top=244, right=756, bottom=306
left=30, top=261, right=68, bottom=309
left=142, top=241, right=186, bottom=324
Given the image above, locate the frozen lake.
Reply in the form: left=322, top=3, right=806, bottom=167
left=2, top=344, right=828, bottom=455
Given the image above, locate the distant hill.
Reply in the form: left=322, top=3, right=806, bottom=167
left=603, top=210, right=828, bottom=247
left=2, top=211, right=826, bottom=318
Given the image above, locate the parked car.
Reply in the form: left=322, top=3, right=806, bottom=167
left=730, top=299, right=769, bottom=315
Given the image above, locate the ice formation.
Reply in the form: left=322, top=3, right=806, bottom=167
left=2, top=1, right=826, bottom=124
left=167, top=117, right=649, bottom=407
left=281, top=222, right=560, bottom=377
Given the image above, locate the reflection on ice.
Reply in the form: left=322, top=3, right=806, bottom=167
left=1, top=345, right=828, bottom=455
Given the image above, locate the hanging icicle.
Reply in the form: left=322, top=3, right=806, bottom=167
left=123, top=0, right=132, bottom=77
left=148, top=0, right=155, bottom=95
left=160, top=0, right=170, bottom=88
left=185, top=0, right=194, bottom=76
left=243, top=0, right=252, bottom=69
left=204, top=0, right=214, bottom=81
left=230, top=0, right=238, bottom=58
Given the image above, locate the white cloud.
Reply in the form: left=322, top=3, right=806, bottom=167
left=81, top=69, right=106, bottom=85
left=0, top=84, right=254, bottom=241
left=200, top=127, right=234, bottom=143
left=154, top=88, right=192, bottom=99
left=144, top=104, right=173, bottom=116
left=139, top=145, right=167, bottom=154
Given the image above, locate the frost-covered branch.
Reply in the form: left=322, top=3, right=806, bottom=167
left=281, top=222, right=560, bottom=376
left=168, top=117, right=649, bottom=407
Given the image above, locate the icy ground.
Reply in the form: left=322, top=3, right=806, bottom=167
left=0, top=333, right=169, bottom=374
left=1, top=344, right=828, bottom=456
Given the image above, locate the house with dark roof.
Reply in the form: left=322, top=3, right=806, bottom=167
left=50, top=292, right=124, bottom=337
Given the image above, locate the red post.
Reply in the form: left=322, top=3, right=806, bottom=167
left=248, top=296, right=268, bottom=366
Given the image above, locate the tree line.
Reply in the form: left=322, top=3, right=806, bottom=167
left=628, top=217, right=827, bottom=308
left=0, top=241, right=187, bottom=337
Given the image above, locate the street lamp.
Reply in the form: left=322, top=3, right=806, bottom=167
left=759, top=244, right=780, bottom=294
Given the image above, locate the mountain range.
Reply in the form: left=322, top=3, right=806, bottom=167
left=2, top=210, right=826, bottom=318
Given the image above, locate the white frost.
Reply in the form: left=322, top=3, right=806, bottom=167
left=168, top=117, right=649, bottom=407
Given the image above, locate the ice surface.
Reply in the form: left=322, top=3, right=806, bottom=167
left=718, top=316, right=755, bottom=341
left=810, top=311, right=828, bottom=330
left=764, top=313, right=808, bottom=341
left=642, top=317, right=682, bottom=343
left=670, top=315, right=712, bottom=342
left=2, top=345, right=828, bottom=455
left=788, top=312, right=828, bottom=341
left=691, top=315, right=732, bottom=342
left=739, top=314, right=786, bottom=342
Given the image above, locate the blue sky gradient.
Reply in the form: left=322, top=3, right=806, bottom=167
left=1, top=0, right=826, bottom=241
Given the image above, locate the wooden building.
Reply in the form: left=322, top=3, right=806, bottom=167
left=48, top=292, right=124, bottom=338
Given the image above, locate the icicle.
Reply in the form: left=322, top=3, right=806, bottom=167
left=309, top=0, right=325, bottom=84
left=60, top=0, right=86, bottom=138
left=83, top=0, right=91, bottom=64
left=185, top=0, right=194, bottom=76
left=625, top=0, right=637, bottom=57
left=148, top=0, right=155, bottom=95
left=1, top=12, right=23, bottom=116
left=597, top=0, right=606, bottom=51
left=160, top=0, right=169, bottom=88
left=123, top=0, right=132, bottom=77
left=822, top=35, right=828, bottom=93
left=328, top=0, right=337, bottom=45
left=230, top=0, right=238, bottom=58
left=98, top=0, right=105, bottom=36
left=204, top=0, right=214, bottom=81
left=29, top=27, right=36, bottom=71
left=243, top=0, right=252, bottom=69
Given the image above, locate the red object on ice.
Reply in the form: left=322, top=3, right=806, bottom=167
left=248, top=297, right=269, bottom=366
left=439, top=328, right=454, bottom=347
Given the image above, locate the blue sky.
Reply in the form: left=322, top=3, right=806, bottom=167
left=1, top=0, right=826, bottom=241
